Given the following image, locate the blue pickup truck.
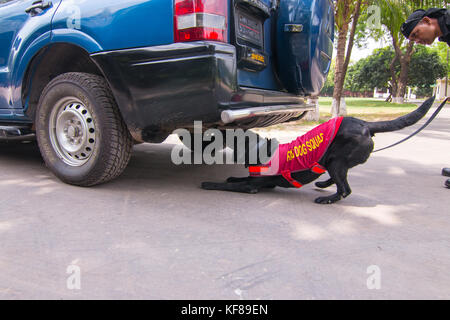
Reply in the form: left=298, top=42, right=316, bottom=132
left=0, top=0, right=334, bottom=186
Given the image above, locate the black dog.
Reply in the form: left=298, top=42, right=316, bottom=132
left=202, top=97, right=436, bottom=204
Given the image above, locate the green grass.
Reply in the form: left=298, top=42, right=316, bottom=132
left=266, top=97, right=422, bottom=130
left=317, top=97, right=418, bottom=109
left=317, top=97, right=418, bottom=122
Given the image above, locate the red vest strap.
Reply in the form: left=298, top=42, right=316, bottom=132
left=249, top=166, right=269, bottom=176
left=311, top=163, right=327, bottom=174
left=281, top=170, right=303, bottom=188
left=251, top=164, right=325, bottom=184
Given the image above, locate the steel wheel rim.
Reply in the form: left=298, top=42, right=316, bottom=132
left=49, top=98, right=96, bottom=167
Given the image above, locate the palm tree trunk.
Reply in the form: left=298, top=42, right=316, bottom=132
left=332, top=0, right=363, bottom=117
left=343, top=0, right=362, bottom=78
left=332, top=24, right=349, bottom=117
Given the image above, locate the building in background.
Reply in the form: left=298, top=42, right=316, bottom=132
left=373, top=87, right=390, bottom=99
left=434, top=79, right=450, bottom=100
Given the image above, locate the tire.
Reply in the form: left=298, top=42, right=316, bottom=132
left=36, top=72, right=133, bottom=186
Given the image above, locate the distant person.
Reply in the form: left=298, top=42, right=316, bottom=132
left=401, top=8, right=450, bottom=188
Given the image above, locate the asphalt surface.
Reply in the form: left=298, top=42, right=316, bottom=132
left=0, top=105, right=449, bottom=299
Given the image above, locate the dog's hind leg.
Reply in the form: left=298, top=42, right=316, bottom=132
left=314, top=161, right=351, bottom=204
left=315, top=178, right=334, bottom=189
left=201, top=181, right=260, bottom=194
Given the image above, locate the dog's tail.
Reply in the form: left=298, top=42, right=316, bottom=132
left=366, top=96, right=436, bottom=135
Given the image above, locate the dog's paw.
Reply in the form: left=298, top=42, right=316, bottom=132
left=314, top=195, right=341, bottom=204
left=241, top=185, right=259, bottom=194
left=314, top=197, right=332, bottom=204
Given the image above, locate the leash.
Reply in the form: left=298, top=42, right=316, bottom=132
left=373, top=97, right=449, bottom=153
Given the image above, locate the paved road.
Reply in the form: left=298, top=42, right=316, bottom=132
left=0, top=106, right=449, bottom=299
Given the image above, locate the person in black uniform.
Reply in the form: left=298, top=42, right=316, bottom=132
left=401, top=8, right=450, bottom=188
left=401, top=8, right=449, bottom=45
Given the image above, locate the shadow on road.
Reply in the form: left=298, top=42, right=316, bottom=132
left=0, top=141, right=42, bottom=163
left=1, top=140, right=447, bottom=210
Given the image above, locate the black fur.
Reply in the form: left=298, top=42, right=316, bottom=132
left=202, top=97, right=436, bottom=204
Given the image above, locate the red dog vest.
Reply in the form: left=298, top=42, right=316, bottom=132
left=249, top=117, right=344, bottom=188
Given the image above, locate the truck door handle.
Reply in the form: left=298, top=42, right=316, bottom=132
left=25, top=1, right=52, bottom=16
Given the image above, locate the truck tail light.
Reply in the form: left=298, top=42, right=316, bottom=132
left=174, top=0, right=228, bottom=43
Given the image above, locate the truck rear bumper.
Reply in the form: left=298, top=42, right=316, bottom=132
left=221, top=104, right=311, bottom=124
left=91, top=41, right=311, bottom=142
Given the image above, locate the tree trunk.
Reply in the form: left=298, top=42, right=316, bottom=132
left=389, top=53, right=399, bottom=99
left=305, top=97, right=320, bottom=121
left=331, top=98, right=347, bottom=118
left=396, top=42, right=414, bottom=104
left=332, top=0, right=362, bottom=117
left=391, top=39, right=414, bottom=104
left=342, top=0, right=362, bottom=81
left=332, top=18, right=349, bottom=116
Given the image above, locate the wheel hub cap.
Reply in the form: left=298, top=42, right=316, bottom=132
left=49, top=99, right=96, bottom=166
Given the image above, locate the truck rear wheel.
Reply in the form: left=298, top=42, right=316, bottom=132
left=36, top=72, right=133, bottom=186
